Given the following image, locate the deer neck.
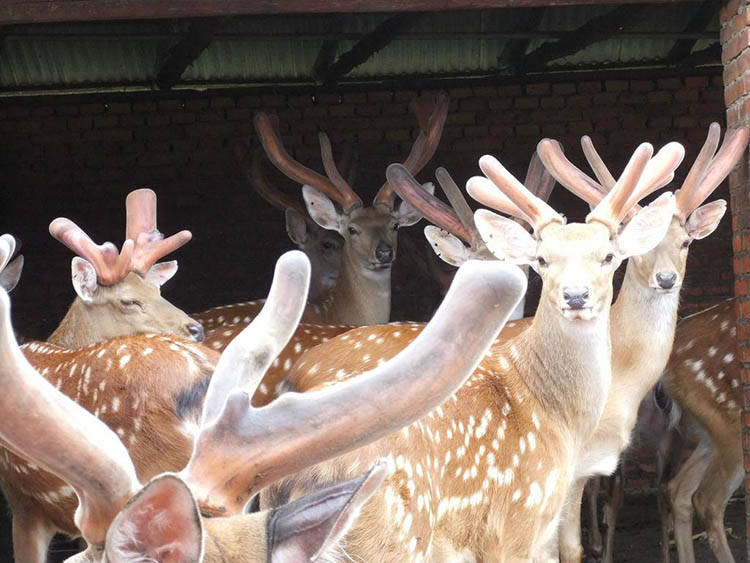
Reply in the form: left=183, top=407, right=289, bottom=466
left=47, top=298, right=99, bottom=348
left=607, top=262, right=681, bottom=416
left=315, top=251, right=391, bottom=326
left=513, top=297, right=612, bottom=440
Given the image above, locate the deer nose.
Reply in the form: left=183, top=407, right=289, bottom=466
left=563, top=287, right=590, bottom=309
left=375, top=242, right=394, bottom=264
left=187, top=322, right=205, bottom=342
left=655, top=272, right=677, bottom=289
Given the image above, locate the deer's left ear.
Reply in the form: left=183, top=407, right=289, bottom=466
left=395, top=182, right=435, bottom=227
left=685, top=200, right=726, bottom=240
left=615, top=192, right=676, bottom=258
left=144, top=261, right=178, bottom=287
left=0, top=255, right=23, bottom=293
left=106, top=474, right=203, bottom=562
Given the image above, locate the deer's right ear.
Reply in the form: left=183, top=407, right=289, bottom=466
left=267, top=462, right=387, bottom=562
left=144, top=261, right=178, bottom=287
left=285, top=208, right=309, bottom=246
left=0, top=255, right=23, bottom=293
left=474, top=209, right=537, bottom=266
left=106, top=474, right=203, bottom=563
left=71, top=257, right=99, bottom=302
left=302, top=185, right=342, bottom=232
left=424, top=226, right=471, bottom=267
left=616, top=192, right=676, bottom=258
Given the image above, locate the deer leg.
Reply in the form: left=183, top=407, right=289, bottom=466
left=656, top=424, right=685, bottom=563
left=667, top=440, right=713, bottom=563
left=586, top=477, right=603, bottom=557
left=9, top=500, right=56, bottom=563
left=691, top=443, right=742, bottom=563
left=602, top=468, right=623, bottom=563
left=558, top=478, right=587, bottom=563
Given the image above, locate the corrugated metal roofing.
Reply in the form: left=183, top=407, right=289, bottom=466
left=0, top=5, right=720, bottom=96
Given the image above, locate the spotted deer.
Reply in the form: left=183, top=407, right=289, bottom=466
left=47, top=188, right=203, bottom=347
left=0, top=233, right=24, bottom=293
left=0, top=248, right=527, bottom=562
left=193, top=147, right=345, bottom=331
left=535, top=124, right=748, bottom=563
left=261, top=141, right=681, bottom=561
left=657, top=299, right=741, bottom=563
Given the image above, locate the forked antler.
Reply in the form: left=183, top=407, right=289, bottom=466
left=374, top=92, right=450, bottom=206
left=674, top=124, right=749, bottom=221
left=182, top=257, right=527, bottom=515
left=0, top=289, right=140, bottom=549
left=125, top=188, right=192, bottom=275
left=254, top=112, right=363, bottom=211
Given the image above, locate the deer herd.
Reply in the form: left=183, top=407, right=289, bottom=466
left=0, top=91, right=748, bottom=562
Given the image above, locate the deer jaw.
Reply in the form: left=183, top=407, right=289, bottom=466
left=49, top=271, right=203, bottom=348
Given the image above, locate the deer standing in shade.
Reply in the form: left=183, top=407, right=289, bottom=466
left=47, top=188, right=203, bottom=347
left=0, top=248, right=527, bottom=562
left=260, top=139, right=681, bottom=560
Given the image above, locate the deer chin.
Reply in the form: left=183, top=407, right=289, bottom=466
left=561, top=306, right=596, bottom=321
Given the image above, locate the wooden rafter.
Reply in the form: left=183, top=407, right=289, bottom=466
left=666, top=0, right=718, bottom=64
left=497, top=7, right=546, bottom=74
left=155, top=19, right=222, bottom=91
left=317, top=13, right=421, bottom=87
left=0, top=1, right=702, bottom=26
left=521, top=5, right=649, bottom=70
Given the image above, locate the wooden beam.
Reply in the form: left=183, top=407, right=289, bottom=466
left=155, top=19, right=222, bottom=90
left=666, top=0, right=718, bottom=63
left=498, top=7, right=545, bottom=74
left=522, top=5, right=648, bottom=70
left=0, top=1, right=703, bottom=26
left=318, top=13, right=421, bottom=86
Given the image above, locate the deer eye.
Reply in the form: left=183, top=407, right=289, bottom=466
left=602, top=253, right=615, bottom=265
left=348, top=226, right=359, bottom=236
left=120, top=299, right=143, bottom=308
left=392, top=223, right=399, bottom=232
left=536, top=256, right=548, bottom=267
left=681, top=239, right=690, bottom=249
left=322, top=240, right=334, bottom=250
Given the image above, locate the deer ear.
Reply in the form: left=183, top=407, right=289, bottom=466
left=285, top=208, right=310, bottom=246
left=0, top=255, right=23, bottom=293
left=396, top=182, right=436, bottom=227
left=616, top=192, right=676, bottom=258
left=144, top=261, right=178, bottom=288
left=474, top=209, right=537, bottom=266
left=302, top=185, right=342, bottom=232
left=71, top=257, right=98, bottom=302
left=106, top=474, right=203, bottom=563
left=267, top=461, right=387, bottom=563
left=424, top=226, right=471, bottom=267
left=685, top=200, right=726, bottom=240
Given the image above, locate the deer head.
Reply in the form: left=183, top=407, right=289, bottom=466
left=254, top=94, right=448, bottom=324
left=0, top=247, right=526, bottom=561
left=235, top=144, right=344, bottom=301
left=540, top=124, right=748, bottom=294
left=0, top=234, right=24, bottom=293
left=468, top=140, right=683, bottom=322
left=47, top=189, right=203, bottom=347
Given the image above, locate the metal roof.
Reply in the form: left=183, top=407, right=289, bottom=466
left=0, top=4, right=720, bottom=97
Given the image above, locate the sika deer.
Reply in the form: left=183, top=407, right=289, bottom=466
left=48, top=188, right=203, bottom=347
left=0, top=248, right=527, bottom=562
left=262, top=143, right=680, bottom=561
left=535, top=124, right=748, bottom=562
left=660, top=299, right=741, bottom=563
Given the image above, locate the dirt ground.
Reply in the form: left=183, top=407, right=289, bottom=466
left=28, top=491, right=747, bottom=562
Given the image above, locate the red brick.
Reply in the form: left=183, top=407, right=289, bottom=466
left=630, top=80, right=654, bottom=92
left=107, top=102, right=131, bottom=114
left=210, top=97, right=235, bottom=109
left=498, top=85, right=523, bottom=97
left=514, top=97, right=539, bottom=110
left=526, top=83, right=550, bottom=96
left=367, top=91, right=393, bottom=103
left=657, top=77, right=683, bottom=90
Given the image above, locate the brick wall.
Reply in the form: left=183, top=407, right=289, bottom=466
left=1, top=75, right=730, bottom=345
left=722, top=0, right=750, bottom=552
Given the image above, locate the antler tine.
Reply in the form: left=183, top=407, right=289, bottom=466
left=435, top=167, right=484, bottom=248
left=587, top=142, right=653, bottom=230
left=49, top=218, right=134, bottom=286
left=674, top=122, right=721, bottom=216
left=517, top=152, right=557, bottom=231
left=475, top=154, right=562, bottom=232
left=199, top=250, right=311, bottom=427
left=254, top=112, right=347, bottom=207
left=235, top=142, right=317, bottom=228
left=580, top=136, right=616, bottom=190
left=183, top=259, right=527, bottom=515
left=385, top=164, right=473, bottom=244
left=374, top=92, right=449, bottom=206
left=466, top=177, right=531, bottom=224
left=537, top=139, right=606, bottom=208
left=676, top=125, right=749, bottom=219
left=318, top=132, right=363, bottom=211
left=0, top=234, right=16, bottom=272
left=0, top=288, right=140, bottom=548
left=623, top=142, right=685, bottom=212
left=126, top=190, right=192, bottom=276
